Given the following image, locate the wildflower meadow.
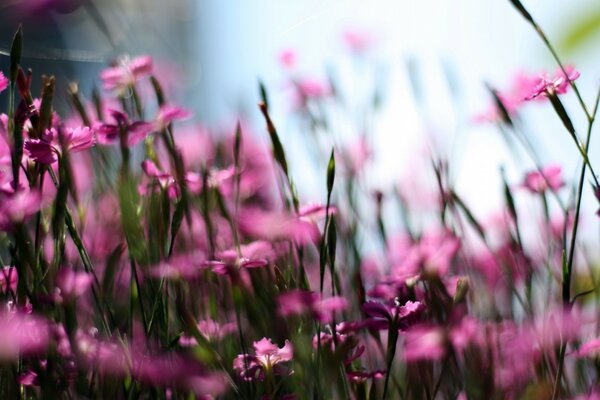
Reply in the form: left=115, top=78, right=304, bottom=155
left=1, top=0, right=600, bottom=399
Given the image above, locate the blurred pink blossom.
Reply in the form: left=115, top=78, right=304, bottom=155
left=100, top=55, right=153, bottom=92
left=278, top=290, right=347, bottom=322
left=278, top=49, right=297, bottom=70
left=233, top=337, right=293, bottom=381
left=522, top=165, right=564, bottom=194
left=0, top=72, right=8, bottom=94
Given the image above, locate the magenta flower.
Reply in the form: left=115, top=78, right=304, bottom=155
left=337, top=136, right=372, bottom=176
left=93, top=110, right=152, bottom=147
left=24, top=126, right=95, bottom=164
left=233, top=337, right=293, bottom=381
left=56, top=268, right=93, bottom=301
left=522, top=165, right=564, bottom=194
left=100, top=55, right=153, bottom=92
left=0, top=312, right=50, bottom=360
left=179, top=319, right=237, bottom=345
left=0, top=72, right=8, bottom=94
left=209, top=249, right=269, bottom=276
left=0, top=190, right=43, bottom=231
left=148, top=251, right=210, bottom=280
left=362, top=299, right=424, bottom=330
left=77, top=334, right=229, bottom=396
left=342, top=28, right=375, bottom=54
left=238, top=208, right=321, bottom=244
left=0, top=267, right=17, bottom=293
left=278, top=290, right=347, bottom=322
left=278, top=49, right=297, bottom=70
left=346, top=370, right=385, bottom=383
left=403, top=325, right=446, bottom=362
left=524, top=66, right=580, bottom=100
left=154, top=104, right=192, bottom=131
left=575, top=338, right=600, bottom=358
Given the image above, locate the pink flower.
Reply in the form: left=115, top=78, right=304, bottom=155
left=238, top=208, right=320, bottom=244
left=522, top=165, right=564, bottom=193
left=100, top=55, right=153, bottom=92
left=524, top=66, right=580, bottom=100
left=24, top=126, right=95, bottom=164
left=290, top=77, right=332, bottom=111
left=56, top=268, right=93, bottom=300
left=363, top=300, right=424, bottom=330
left=0, top=267, right=17, bottom=293
left=208, top=246, right=269, bottom=276
left=179, top=320, right=237, bottom=345
left=154, top=105, right=192, bottom=131
left=77, top=334, right=229, bottom=396
left=347, top=370, right=385, bottom=383
left=403, top=325, right=446, bottom=362
left=278, top=49, right=297, bottom=70
left=338, top=136, right=372, bottom=176
left=342, top=28, right=375, bottom=54
left=0, top=312, right=50, bottom=360
left=278, top=290, right=347, bottom=322
left=0, top=190, right=43, bottom=231
left=93, top=110, right=153, bottom=147
left=233, top=338, right=293, bottom=381
left=0, top=72, right=8, bottom=94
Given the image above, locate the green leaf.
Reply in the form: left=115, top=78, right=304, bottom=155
left=558, top=9, right=600, bottom=55
left=452, top=190, right=487, bottom=241
left=327, top=148, right=335, bottom=197
left=259, top=102, right=289, bottom=177
left=10, top=25, right=22, bottom=83
left=150, top=76, right=165, bottom=106
left=118, top=173, right=148, bottom=265
left=508, top=0, right=534, bottom=24
left=38, top=76, right=56, bottom=134
left=258, top=80, right=269, bottom=111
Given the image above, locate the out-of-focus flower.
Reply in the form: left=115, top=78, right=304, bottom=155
left=153, top=105, right=192, bottom=132
left=338, top=136, right=372, bottom=177
left=179, top=319, right=237, bottom=345
left=522, top=165, right=564, bottom=194
left=362, top=300, right=424, bottom=330
left=238, top=208, right=321, bottom=244
left=100, top=55, right=153, bottom=93
left=289, top=77, right=332, bottom=111
left=0, top=190, right=43, bottom=231
left=342, top=28, right=376, bottom=54
left=233, top=337, right=293, bottom=381
left=347, top=369, right=385, bottom=383
left=0, top=312, right=50, bottom=361
left=524, top=66, right=580, bottom=100
left=0, top=72, right=8, bottom=94
left=56, top=268, right=93, bottom=301
left=77, top=334, right=229, bottom=397
left=93, top=110, right=152, bottom=147
left=24, top=126, right=95, bottom=164
left=475, top=68, right=578, bottom=123
left=403, top=325, right=446, bottom=362
left=278, top=290, right=347, bottom=322
left=278, top=49, right=297, bottom=70
left=0, top=267, right=17, bottom=293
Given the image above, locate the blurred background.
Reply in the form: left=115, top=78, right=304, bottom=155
left=1, top=0, right=599, bottom=225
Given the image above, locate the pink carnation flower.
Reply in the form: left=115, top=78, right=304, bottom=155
left=24, top=126, right=95, bottom=164
left=522, top=165, right=564, bottom=194
left=233, top=337, right=294, bottom=381
left=524, top=65, right=580, bottom=100
left=100, top=55, right=153, bottom=92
